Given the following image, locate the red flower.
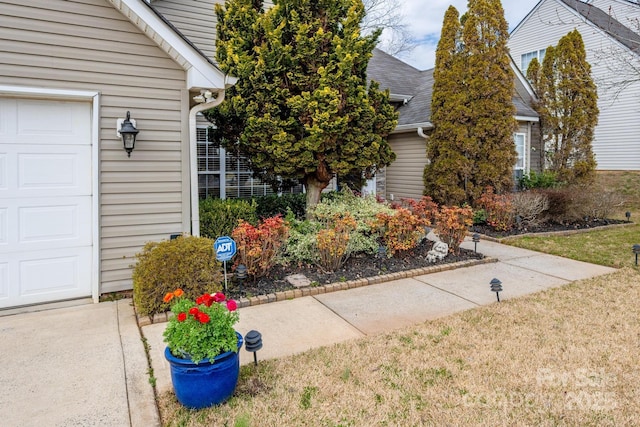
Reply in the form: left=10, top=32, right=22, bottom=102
left=212, top=292, right=226, bottom=302
left=195, top=295, right=204, bottom=305
left=189, top=307, right=199, bottom=316
left=197, top=313, right=210, bottom=324
left=177, top=312, right=187, bottom=322
left=226, top=300, right=237, bottom=312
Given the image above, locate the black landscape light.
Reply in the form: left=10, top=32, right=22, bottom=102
left=234, top=264, right=248, bottom=294
left=633, top=244, right=640, bottom=266
left=244, top=330, right=263, bottom=366
left=490, top=278, right=503, bottom=302
left=626, top=211, right=631, bottom=222
left=472, top=233, right=480, bottom=253
left=377, top=245, right=387, bottom=259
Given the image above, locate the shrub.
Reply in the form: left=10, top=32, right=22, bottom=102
left=511, top=191, right=549, bottom=229
left=518, top=171, right=560, bottom=190
left=472, top=209, right=487, bottom=225
left=568, top=184, right=625, bottom=220
left=316, top=213, right=357, bottom=271
left=537, top=187, right=575, bottom=223
left=232, top=216, right=289, bottom=279
left=199, top=198, right=257, bottom=239
left=476, top=187, right=515, bottom=231
left=373, top=207, right=429, bottom=255
left=434, top=205, right=474, bottom=254
left=400, top=196, right=438, bottom=226
left=132, top=236, right=223, bottom=319
left=253, top=193, right=306, bottom=220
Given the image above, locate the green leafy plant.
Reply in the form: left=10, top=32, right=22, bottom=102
left=163, top=289, right=239, bottom=364
left=518, top=171, right=559, bottom=190
left=232, top=216, right=289, bottom=279
left=132, top=236, right=223, bottom=319
left=199, top=197, right=257, bottom=239
left=253, top=194, right=306, bottom=220
left=434, top=205, right=474, bottom=254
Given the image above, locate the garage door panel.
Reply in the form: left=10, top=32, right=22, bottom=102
left=0, top=247, right=92, bottom=308
left=0, top=197, right=91, bottom=253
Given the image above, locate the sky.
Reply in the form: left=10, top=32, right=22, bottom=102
left=391, top=0, right=541, bottom=70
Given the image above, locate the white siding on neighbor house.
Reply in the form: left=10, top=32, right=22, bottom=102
left=509, top=0, right=640, bottom=170
left=385, top=132, right=428, bottom=201
left=0, top=0, right=189, bottom=293
left=151, top=0, right=275, bottom=62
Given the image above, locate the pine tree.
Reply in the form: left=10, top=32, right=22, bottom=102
left=209, top=0, right=398, bottom=212
left=527, top=30, right=598, bottom=184
left=424, top=0, right=516, bottom=205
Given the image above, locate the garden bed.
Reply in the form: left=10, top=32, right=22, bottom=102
left=471, top=218, right=630, bottom=240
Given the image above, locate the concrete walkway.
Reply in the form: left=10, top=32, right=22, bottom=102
left=0, top=240, right=616, bottom=426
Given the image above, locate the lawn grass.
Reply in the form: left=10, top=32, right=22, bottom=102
left=506, top=224, right=639, bottom=268
left=159, top=268, right=640, bottom=426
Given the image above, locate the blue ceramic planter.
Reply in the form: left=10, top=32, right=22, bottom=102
left=165, top=332, right=243, bottom=409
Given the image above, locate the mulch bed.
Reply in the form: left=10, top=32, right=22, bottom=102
left=225, top=239, right=484, bottom=301
left=471, top=218, right=630, bottom=239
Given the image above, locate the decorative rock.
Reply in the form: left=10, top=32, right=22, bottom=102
left=286, top=273, right=312, bottom=288
left=426, top=241, right=449, bottom=263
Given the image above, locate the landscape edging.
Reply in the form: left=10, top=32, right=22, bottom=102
left=136, top=256, right=498, bottom=327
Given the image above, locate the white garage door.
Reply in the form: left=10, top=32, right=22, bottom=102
left=0, top=98, right=93, bottom=308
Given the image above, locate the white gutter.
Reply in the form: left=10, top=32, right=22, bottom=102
left=189, top=90, right=226, bottom=236
left=392, top=122, right=434, bottom=134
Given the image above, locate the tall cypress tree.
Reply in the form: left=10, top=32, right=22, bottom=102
left=209, top=0, right=397, bottom=212
left=527, top=30, right=598, bottom=184
left=423, top=6, right=469, bottom=204
left=424, top=0, right=516, bottom=205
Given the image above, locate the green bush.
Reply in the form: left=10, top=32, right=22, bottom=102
left=199, top=197, right=257, bottom=239
left=519, top=171, right=560, bottom=190
left=132, top=236, right=223, bottom=319
left=253, top=193, right=306, bottom=220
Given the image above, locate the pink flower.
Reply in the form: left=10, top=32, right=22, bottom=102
left=177, top=312, right=187, bottom=322
left=213, top=292, right=226, bottom=303
left=226, top=300, right=237, bottom=311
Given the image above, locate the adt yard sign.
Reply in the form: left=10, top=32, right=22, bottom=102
left=214, top=236, right=237, bottom=262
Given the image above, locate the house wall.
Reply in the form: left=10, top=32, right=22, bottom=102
left=509, top=0, right=640, bottom=170
left=588, top=0, right=640, bottom=29
left=385, top=131, right=428, bottom=201
left=151, top=0, right=275, bottom=62
left=0, top=0, right=189, bottom=293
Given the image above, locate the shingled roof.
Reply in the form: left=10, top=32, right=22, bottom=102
left=367, top=49, right=537, bottom=129
left=560, top=0, right=640, bottom=54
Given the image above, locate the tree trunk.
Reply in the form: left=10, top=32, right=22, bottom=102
left=305, top=176, right=329, bottom=219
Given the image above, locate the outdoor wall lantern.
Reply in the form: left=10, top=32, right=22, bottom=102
left=117, top=111, right=139, bottom=157
left=490, top=278, right=503, bottom=302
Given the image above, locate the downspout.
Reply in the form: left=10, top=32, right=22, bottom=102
left=189, top=89, right=225, bottom=236
left=417, top=127, right=429, bottom=139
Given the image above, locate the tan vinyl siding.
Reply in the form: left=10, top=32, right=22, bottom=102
left=0, top=0, right=189, bottom=293
left=151, top=0, right=274, bottom=62
left=386, top=132, right=428, bottom=201
left=509, top=0, right=640, bottom=170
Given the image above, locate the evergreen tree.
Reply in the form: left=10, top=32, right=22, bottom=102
left=423, top=6, right=469, bottom=204
left=209, top=0, right=397, bottom=212
left=527, top=30, right=598, bottom=184
left=424, top=0, right=516, bottom=205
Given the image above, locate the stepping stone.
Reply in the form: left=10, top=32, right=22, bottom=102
left=286, top=273, right=311, bottom=288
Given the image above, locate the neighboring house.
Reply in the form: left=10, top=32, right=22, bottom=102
left=367, top=49, right=541, bottom=201
left=0, top=0, right=236, bottom=309
left=508, top=0, right=640, bottom=171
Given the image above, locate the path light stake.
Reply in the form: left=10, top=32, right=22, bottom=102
left=234, top=264, right=247, bottom=295
left=244, top=330, right=263, bottom=366
left=472, top=233, right=480, bottom=253
left=377, top=245, right=386, bottom=259
left=633, top=244, right=640, bottom=266
left=490, top=278, right=503, bottom=302
left=626, top=211, right=631, bottom=223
